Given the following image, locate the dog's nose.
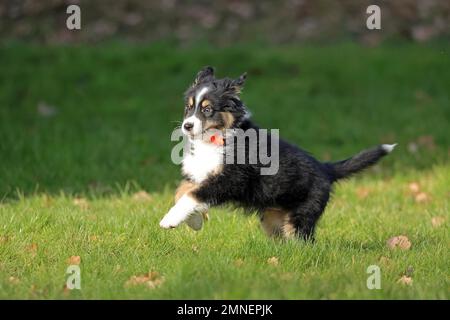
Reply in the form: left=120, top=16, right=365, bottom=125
left=183, top=122, right=194, bottom=131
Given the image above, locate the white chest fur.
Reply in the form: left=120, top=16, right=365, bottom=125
left=182, top=140, right=223, bottom=184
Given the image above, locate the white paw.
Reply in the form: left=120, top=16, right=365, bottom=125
left=159, top=195, right=209, bottom=230
left=159, top=209, right=184, bottom=229
left=185, top=212, right=204, bottom=231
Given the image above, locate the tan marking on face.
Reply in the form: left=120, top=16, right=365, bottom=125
left=261, top=208, right=295, bottom=239
left=201, top=99, right=211, bottom=108
left=203, top=118, right=220, bottom=133
left=220, top=112, right=235, bottom=129
left=188, top=96, right=194, bottom=108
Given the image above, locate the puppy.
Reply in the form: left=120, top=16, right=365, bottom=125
left=160, top=66, right=396, bottom=241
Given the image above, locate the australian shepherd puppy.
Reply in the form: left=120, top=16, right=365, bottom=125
left=160, top=66, right=396, bottom=241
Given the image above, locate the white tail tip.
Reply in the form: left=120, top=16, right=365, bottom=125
left=382, top=143, right=398, bottom=153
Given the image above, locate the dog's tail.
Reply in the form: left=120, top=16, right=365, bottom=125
left=325, top=144, right=397, bottom=182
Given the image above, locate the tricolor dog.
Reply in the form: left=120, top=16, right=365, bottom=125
left=160, top=66, right=396, bottom=241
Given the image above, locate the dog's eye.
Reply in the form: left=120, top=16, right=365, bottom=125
left=202, top=107, right=212, bottom=115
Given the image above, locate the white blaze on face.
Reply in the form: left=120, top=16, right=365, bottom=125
left=182, top=86, right=209, bottom=137
left=182, top=115, right=202, bottom=136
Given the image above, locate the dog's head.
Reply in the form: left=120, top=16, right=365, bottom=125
left=181, top=66, right=249, bottom=138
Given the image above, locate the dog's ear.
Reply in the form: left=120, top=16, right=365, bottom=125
left=230, top=72, right=247, bottom=94
left=193, top=66, right=215, bottom=86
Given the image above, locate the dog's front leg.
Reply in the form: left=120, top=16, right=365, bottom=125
left=159, top=194, right=208, bottom=229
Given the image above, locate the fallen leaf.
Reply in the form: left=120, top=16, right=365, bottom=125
left=67, top=255, right=81, bottom=265
left=356, top=187, right=371, bottom=199
left=387, top=235, right=412, bottom=250
left=431, top=216, right=445, bottom=228
left=8, top=276, right=20, bottom=285
left=417, top=135, right=436, bottom=150
left=415, top=192, right=430, bottom=203
left=407, top=142, right=418, bottom=154
left=124, top=271, right=164, bottom=289
left=234, top=259, right=244, bottom=267
left=73, top=198, right=89, bottom=210
left=279, top=272, right=294, bottom=281
left=62, top=284, right=71, bottom=296
left=414, top=89, right=432, bottom=102
left=408, top=182, right=420, bottom=194
left=397, top=275, right=413, bottom=286
left=37, top=101, right=58, bottom=117
left=132, top=191, right=153, bottom=202
left=379, top=256, right=391, bottom=265
left=267, top=256, right=279, bottom=266
left=0, top=235, right=9, bottom=244
left=89, top=235, right=99, bottom=241
left=27, top=243, right=38, bottom=257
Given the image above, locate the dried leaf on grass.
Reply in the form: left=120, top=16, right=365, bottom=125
left=267, top=256, right=279, bottom=266
left=397, top=275, right=413, bottom=286
left=431, top=216, right=445, bottom=228
left=356, top=187, right=371, bottom=199
left=387, top=235, right=411, bottom=250
left=67, top=255, right=81, bottom=265
left=407, top=182, right=431, bottom=203
left=124, top=271, right=165, bottom=289
left=132, top=191, right=153, bottom=202
left=73, top=198, right=89, bottom=210
left=415, top=192, right=430, bottom=203
left=8, top=276, right=20, bottom=285
left=234, top=259, right=244, bottom=267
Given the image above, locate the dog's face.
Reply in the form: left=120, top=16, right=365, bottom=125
left=182, top=66, right=248, bottom=138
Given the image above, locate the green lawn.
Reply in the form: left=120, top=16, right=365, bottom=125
left=0, top=43, right=449, bottom=299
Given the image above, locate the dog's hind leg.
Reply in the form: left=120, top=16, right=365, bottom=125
left=289, top=189, right=330, bottom=241
left=260, top=208, right=295, bottom=239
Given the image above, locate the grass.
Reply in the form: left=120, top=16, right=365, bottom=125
left=0, top=42, right=449, bottom=299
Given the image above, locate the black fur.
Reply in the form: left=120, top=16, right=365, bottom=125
left=183, top=66, right=393, bottom=241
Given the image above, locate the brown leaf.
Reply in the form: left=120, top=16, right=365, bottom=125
left=407, top=142, right=419, bottom=154
left=89, top=235, right=99, bottom=242
left=8, top=276, right=20, bottom=285
left=124, top=271, right=165, bottom=289
left=415, top=192, right=430, bottom=203
left=356, top=187, right=371, bottom=199
left=431, top=216, right=445, bottom=228
left=397, top=275, right=413, bottom=286
left=73, top=198, right=89, bottom=210
left=27, top=243, right=38, bottom=257
left=267, top=256, right=279, bottom=266
left=62, top=284, right=71, bottom=296
left=408, top=182, right=420, bottom=194
left=379, top=256, right=391, bottom=265
left=279, top=272, right=294, bottom=281
left=37, top=101, right=58, bottom=117
left=132, top=191, right=153, bottom=202
left=67, top=255, right=81, bottom=265
left=234, top=259, right=244, bottom=267
left=387, top=235, right=412, bottom=250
